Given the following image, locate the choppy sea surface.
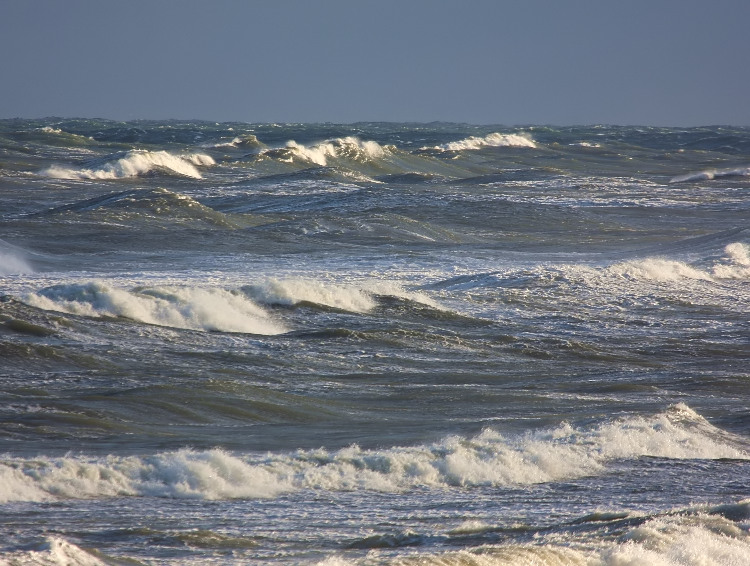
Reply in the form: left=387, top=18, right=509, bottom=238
left=0, top=119, right=749, bottom=565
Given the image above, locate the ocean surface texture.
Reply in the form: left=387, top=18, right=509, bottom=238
left=0, top=119, right=748, bottom=565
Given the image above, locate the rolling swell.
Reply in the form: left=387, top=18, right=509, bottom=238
left=39, top=187, right=242, bottom=228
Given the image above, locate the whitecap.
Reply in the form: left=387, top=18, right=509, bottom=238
left=262, top=137, right=390, bottom=166
left=3, top=404, right=743, bottom=503
left=607, top=258, right=715, bottom=282
left=669, top=166, right=750, bottom=183
left=425, top=132, right=537, bottom=151
left=22, top=282, right=286, bottom=335
left=39, top=150, right=215, bottom=180
left=0, top=536, right=111, bottom=566
left=243, top=278, right=377, bottom=313
left=243, top=277, right=443, bottom=313
left=713, top=242, right=750, bottom=279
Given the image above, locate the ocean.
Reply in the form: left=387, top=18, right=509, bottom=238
left=0, top=119, right=748, bottom=565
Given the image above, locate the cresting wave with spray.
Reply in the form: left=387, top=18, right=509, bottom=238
left=1, top=405, right=746, bottom=504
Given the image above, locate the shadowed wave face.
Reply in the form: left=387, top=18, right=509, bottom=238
left=0, top=119, right=749, bottom=565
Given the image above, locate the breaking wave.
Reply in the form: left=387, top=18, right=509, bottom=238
left=426, top=132, right=537, bottom=151
left=1, top=404, right=744, bottom=503
left=39, top=150, right=215, bottom=179
left=22, top=282, right=286, bottom=335
left=244, top=277, right=441, bottom=313
left=243, top=278, right=376, bottom=313
left=0, top=537, right=113, bottom=566
left=609, top=243, right=750, bottom=281
left=670, top=166, right=750, bottom=183
left=260, top=137, right=391, bottom=166
left=205, top=134, right=263, bottom=150
left=334, top=508, right=750, bottom=566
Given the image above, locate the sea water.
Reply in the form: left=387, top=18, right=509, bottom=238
left=0, top=119, right=748, bottom=565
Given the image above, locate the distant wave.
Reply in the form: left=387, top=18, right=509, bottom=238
left=37, top=126, right=94, bottom=141
left=39, top=150, right=216, bottom=180
left=260, top=137, right=391, bottom=166
left=1, top=404, right=744, bottom=503
left=22, top=282, right=286, bottom=335
left=205, top=134, right=263, bottom=150
left=669, top=166, right=750, bottom=183
left=424, top=132, right=537, bottom=151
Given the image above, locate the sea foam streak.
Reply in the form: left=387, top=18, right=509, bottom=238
left=22, top=282, right=286, bottom=335
left=40, top=150, right=215, bottom=179
left=2, top=405, right=744, bottom=503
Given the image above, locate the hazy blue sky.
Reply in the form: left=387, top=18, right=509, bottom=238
left=2, top=0, right=748, bottom=125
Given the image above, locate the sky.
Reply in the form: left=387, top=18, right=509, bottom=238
left=1, top=0, right=749, bottom=126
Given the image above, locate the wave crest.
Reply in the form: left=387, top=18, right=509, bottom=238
left=609, top=243, right=750, bottom=282
left=426, top=132, right=537, bottom=152
left=40, top=150, right=215, bottom=180
left=243, top=278, right=376, bottom=313
left=2, top=404, right=744, bottom=503
left=261, top=137, right=390, bottom=166
left=670, top=166, right=750, bottom=183
left=22, top=282, right=286, bottom=335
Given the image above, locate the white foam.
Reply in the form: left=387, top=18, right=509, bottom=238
left=243, top=278, right=442, bottom=313
left=362, top=280, right=444, bottom=310
left=427, top=132, right=537, bottom=151
left=0, top=448, right=290, bottom=503
left=2, top=405, right=744, bottom=503
left=0, top=537, right=110, bottom=566
left=206, top=135, right=262, bottom=149
left=244, top=278, right=376, bottom=313
left=607, top=243, right=750, bottom=282
left=22, top=282, right=286, bottom=335
left=321, top=512, right=750, bottom=565
left=669, top=166, right=750, bottom=183
left=39, top=150, right=215, bottom=180
left=570, top=141, right=602, bottom=148
left=608, top=258, right=714, bottom=282
left=602, top=513, right=750, bottom=566
left=265, top=137, right=389, bottom=166
left=713, top=242, right=750, bottom=279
